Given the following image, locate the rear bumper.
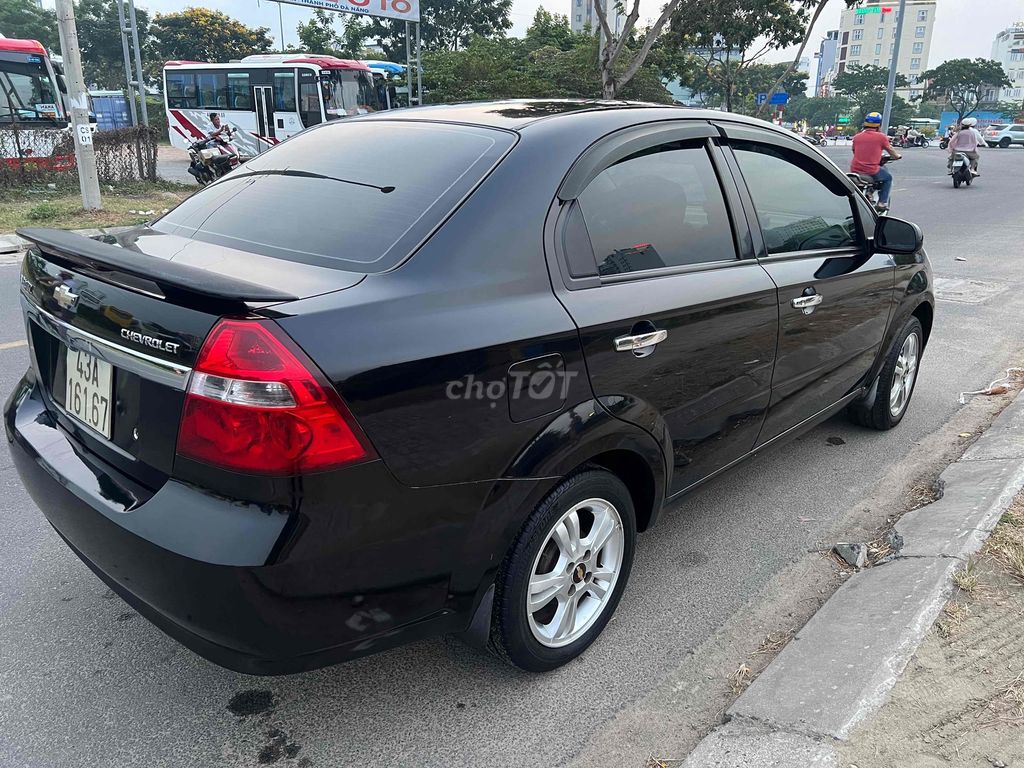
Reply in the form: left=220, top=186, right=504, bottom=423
left=4, top=374, right=495, bottom=674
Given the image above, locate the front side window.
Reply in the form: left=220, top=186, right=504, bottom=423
left=577, top=142, right=736, bottom=277
left=732, top=142, right=857, bottom=255
left=272, top=70, right=297, bottom=111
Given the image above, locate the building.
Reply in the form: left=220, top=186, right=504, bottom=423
left=986, top=22, right=1024, bottom=104
left=814, top=30, right=840, bottom=96
left=569, top=0, right=625, bottom=36
left=836, top=0, right=937, bottom=101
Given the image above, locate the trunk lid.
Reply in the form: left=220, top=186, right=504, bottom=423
left=18, top=227, right=364, bottom=492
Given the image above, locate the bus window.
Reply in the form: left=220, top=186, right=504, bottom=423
left=298, top=70, right=322, bottom=128
left=166, top=71, right=196, bottom=108
left=322, top=70, right=374, bottom=118
left=272, top=70, right=296, bottom=112
left=196, top=72, right=226, bottom=108
left=227, top=72, right=250, bottom=110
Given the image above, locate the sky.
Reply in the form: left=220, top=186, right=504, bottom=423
left=41, top=0, right=1023, bottom=69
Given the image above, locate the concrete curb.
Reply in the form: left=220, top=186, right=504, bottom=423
left=0, top=227, right=136, bottom=261
left=682, top=390, right=1024, bottom=767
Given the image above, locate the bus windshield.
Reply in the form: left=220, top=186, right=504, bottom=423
left=0, top=52, right=65, bottom=124
left=322, top=70, right=374, bottom=118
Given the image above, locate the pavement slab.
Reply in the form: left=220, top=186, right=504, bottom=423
left=689, top=391, right=1024, bottom=759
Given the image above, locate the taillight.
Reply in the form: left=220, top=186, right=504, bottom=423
left=176, top=318, right=374, bottom=475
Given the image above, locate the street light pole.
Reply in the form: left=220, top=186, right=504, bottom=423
left=54, top=0, right=102, bottom=210
left=127, top=0, right=148, bottom=125
left=881, top=0, right=907, bottom=133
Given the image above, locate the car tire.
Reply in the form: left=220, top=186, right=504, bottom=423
left=488, top=468, right=636, bottom=672
left=848, top=317, right=923, bottom=431
left=999, top=138, right=1011, bottom=148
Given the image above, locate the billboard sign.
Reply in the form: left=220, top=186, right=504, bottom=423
left=274, top=0, right=420, bottom=23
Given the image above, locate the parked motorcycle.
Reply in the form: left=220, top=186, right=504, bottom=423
left=950, top=151, right=974, bottom=189
left=187, top=127, right=241, bottom=186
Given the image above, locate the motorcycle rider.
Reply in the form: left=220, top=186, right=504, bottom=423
left=851, top=111, right=902, bottom=212
left=207, top=112, right=239, bottom=160
left=947, top=116, right=981, bottom=176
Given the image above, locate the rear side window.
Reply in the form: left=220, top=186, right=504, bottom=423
left=154, top=121, right=514, bottom=272
left=733, top=142, right=857, bottom=255
left=577, top=142, right=736, bottom=277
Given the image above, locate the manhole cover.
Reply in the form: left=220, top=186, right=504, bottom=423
left=932, top=277, right=1009, bottom=304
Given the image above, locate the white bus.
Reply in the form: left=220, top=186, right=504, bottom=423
left=163, top=54, right=377, bottom=156
left=0, top=37, right=73, bottom=170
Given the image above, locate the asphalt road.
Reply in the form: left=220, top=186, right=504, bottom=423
left=2, top=143, right=1023, bottom=768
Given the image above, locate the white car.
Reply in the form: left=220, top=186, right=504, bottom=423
left=983, top=123, right=1024, bottom=148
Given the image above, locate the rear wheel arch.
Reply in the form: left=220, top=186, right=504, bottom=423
left=586, top=449, right=658, bottom=533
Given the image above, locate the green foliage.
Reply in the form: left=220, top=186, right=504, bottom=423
left=991, top=100, right=1024, bottom=121
left=27, top=201, right=61, bottom=221
left=833, top=64, right=908, bottom=97
left=0, top=0, right=58, bottom=52
left=921, top=58, right=1012, bottom=120
left=149, top=8, right=273, bottom=67
left=667, top=0, right=809, bottom=111
left=294, top=8, right=369, bottom=58
left=75, top=0, right=150, bottom=90
left=365, top=0, right=513, bottom=59
left=420, top=33, right=670, bottom=105
left=522, top=7, right=578, bottom=52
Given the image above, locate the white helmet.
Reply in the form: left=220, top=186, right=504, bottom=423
left=961, top=117, right=978, bottom=127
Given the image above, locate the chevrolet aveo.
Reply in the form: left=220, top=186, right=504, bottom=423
left=5, top=101, right=934, bottom=674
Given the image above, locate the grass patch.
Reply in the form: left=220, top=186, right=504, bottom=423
left=0, top=181, right=194, bottom=233
left=728, top=662, right=754, bottom=695
left=988, top=502, right=1024, bottom=584
left=952, top=558, right=981, bottom=594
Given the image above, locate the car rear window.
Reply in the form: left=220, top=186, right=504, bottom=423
left=153, top=121, right=514, bottom=272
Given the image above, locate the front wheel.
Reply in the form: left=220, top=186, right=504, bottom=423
left=489, top=469, right=636, bottom=672
left=1000, top=138, right=1012, bottom=148
left=848, top=317, right=923, bottom=430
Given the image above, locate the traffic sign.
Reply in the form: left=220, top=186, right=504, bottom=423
left=769, top=92, right=789, bottom=105
left=837, top=115, right=851, bottom=124
left=755, top=93, right=768, bottom=106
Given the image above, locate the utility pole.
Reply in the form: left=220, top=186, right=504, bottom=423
left=127, top=0, right=148, bottom=125
left=54, top=0, right=102, bottom=210
left=115, top=0, right=138, bottom=126
left=881, top=0, right=908, bottom=133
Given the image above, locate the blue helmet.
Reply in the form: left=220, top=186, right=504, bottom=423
left=863, top=111, right=882, bottom=128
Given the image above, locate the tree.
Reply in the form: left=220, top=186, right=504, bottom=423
left=0, top=0, right=58, bottom=52
left=150, top=8, right=273, bottom=66
left=665, top=0, right=807, bottom=112
left=755, top=0, right=860, bottom=118
left=365, top=0, right=512, bottom=60
left=921, top=58, right=1012, bottom=121
left=592, top=0, right=685, bottom=99
left=75, top=0, right=149, bottom=90
left=834, top=65, right=911, bottom=127
left=523, top=7, right=577, bottom=52
left=296, top=8, right=341, bottom=54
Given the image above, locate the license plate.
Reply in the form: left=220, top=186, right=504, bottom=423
left=64, top=347, right=113, bottom=439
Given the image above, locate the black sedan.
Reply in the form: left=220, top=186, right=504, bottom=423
left=5, top=100, right=934, bottom=674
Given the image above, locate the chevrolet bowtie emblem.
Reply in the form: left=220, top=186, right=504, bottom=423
left=54, top=284, right=79, bottom=310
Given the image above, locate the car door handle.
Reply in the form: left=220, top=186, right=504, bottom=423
left=791, top=294, right=823, bottom=314
left=614, top=329, right=668, bottom=353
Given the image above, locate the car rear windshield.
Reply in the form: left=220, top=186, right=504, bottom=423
left=153, top=120, right=515, bottom=272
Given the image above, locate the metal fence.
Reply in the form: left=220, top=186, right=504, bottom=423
left=0, top=125, right=159, bottom=189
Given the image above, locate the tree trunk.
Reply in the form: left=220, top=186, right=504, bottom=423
left=756, top=0, right=831, bottom=119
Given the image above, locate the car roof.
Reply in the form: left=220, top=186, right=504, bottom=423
left=354, top=99, right=776, bottom=132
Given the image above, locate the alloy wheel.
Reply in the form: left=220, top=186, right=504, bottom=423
left=889, top=332, right=920, bottom=418
left=526, top=497, right=624, bottom=648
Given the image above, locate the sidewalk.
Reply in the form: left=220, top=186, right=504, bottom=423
left=681, top=388, right=1024, bottom=767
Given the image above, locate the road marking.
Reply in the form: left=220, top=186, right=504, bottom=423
left=0, top=340, right=28, bottom=351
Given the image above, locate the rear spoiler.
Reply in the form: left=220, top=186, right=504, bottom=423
left=16, top=227, right=299, bottom=303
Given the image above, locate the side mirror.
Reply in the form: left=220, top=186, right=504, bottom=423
left=874, top=215, right=923, bottom=254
